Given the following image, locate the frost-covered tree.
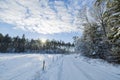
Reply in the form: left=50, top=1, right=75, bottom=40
left=106, top=0, right=120, bottom=58
left=75, top=0, right=120, bottom=63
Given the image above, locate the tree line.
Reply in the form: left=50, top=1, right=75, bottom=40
left=0, top=33, right=74, bottom=53
left=75, top=0, right=120, bottom=63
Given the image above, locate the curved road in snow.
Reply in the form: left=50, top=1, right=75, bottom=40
left=41, top=55, right=120, bottom=80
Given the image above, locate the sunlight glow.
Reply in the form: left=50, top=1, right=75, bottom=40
left=41, top=38, right=46, bottom=44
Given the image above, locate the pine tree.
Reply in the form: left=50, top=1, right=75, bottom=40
left=1, top=34, right=12, bottom=52
left=106, top=0, right=120, bottom=60
left=0, top=33, right=3, bottom=52
left=19, top=34, right=26, bottom=52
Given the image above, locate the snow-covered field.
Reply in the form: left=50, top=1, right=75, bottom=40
left=0, top=53, right=120, bottom=80
left=0, top=53, right=61, bottom=80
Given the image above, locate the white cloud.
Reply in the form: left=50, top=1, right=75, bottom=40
left=0, top=0, right=93, bottom=34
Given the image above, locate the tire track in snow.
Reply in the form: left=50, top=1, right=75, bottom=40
left=73, top=57, right=120, bottom=80
left=72, top=60, right=95, bottom=80
left=57, top=58, right=63, bottom=80
left=60, top=56, right=93, bottom=80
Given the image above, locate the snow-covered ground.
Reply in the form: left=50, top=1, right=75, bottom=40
left=0, top=53, right=120, bottom=80
left=0, top=53, right=61, bottom=80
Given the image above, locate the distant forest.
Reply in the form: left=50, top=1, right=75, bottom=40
left=0, top=33, right=74, bottom=53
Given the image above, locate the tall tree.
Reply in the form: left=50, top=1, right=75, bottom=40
left=0, top=33, right=3, bottom=52
left=19, top=34, right=26, bottom=52
left=1, top=34, right=12, bottom=52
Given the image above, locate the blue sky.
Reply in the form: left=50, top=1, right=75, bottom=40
left=0, top=0, right=94, bottom=42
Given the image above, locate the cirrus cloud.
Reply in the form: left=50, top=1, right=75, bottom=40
left=0, top=0, right=94, bottom=34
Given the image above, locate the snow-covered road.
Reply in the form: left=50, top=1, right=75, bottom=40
left=40, top=55, right=120, bottom=80
left=0, top=54, right=120, bottom=80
